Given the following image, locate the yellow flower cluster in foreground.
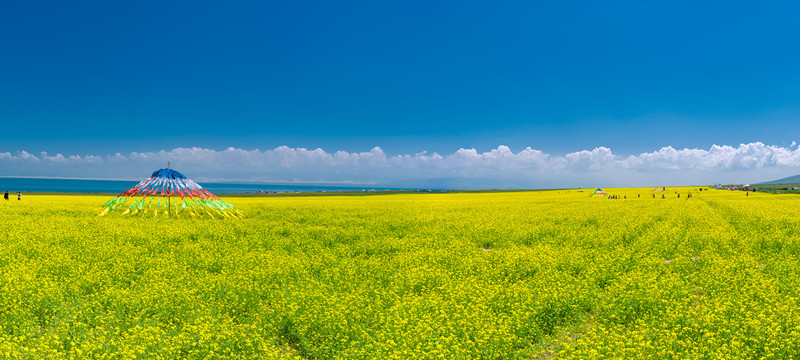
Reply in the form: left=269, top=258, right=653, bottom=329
left=0, top=189, right=797, bottom=359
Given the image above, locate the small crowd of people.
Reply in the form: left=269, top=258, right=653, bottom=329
left=647, top=193, right=693, bottom=199
left=4, top=190, right=21, bottom=201
left=608, top=192, right=696, bottom=199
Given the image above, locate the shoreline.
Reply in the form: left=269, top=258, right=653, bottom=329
left=9, top=188, right=562, bottom=197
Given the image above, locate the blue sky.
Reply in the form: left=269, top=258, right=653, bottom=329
left=1, top=1, right=799, bottom=187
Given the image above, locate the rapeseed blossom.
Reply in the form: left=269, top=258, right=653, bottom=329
left=0, top=189, right=797, bottom=358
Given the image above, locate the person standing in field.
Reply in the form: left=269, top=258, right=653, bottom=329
left=3, top=190, right=7, bottom=201
left=17, top=192, right=21, bottom=200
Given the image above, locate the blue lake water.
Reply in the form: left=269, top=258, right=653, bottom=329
left=0, top=177, right=408, bottom=194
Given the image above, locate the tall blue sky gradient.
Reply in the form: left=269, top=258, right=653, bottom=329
left=2, top=1, right=799, bottom=187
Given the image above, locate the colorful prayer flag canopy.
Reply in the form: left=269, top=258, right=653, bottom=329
left=587, top=188, right=609, bottom=197
left=98, top=168, right=243, bottom=218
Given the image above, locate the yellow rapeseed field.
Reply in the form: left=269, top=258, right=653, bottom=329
left=1, top=188, right=799, bottom=359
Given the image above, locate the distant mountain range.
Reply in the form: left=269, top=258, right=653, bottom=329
left=757, top=175, right=800, bottom=185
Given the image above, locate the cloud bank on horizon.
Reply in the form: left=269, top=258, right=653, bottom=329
left=1, top=142, right=798, bottom=189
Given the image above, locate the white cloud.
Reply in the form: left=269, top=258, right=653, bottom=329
left=564, top=147, right=616, bottom=171
left=1, top=142, right=799, bottom=188
left=619, top=143, right=800, bottom=171
left=40, top=152, right=68, bottom=163
left=107, top=153, right=127, bottom=162
left=39, top=152, right=104, bottom=164
left=16, top=151, right=40, bottom=162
